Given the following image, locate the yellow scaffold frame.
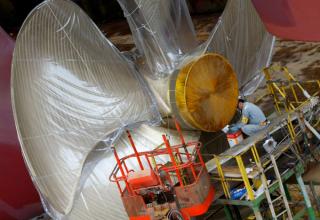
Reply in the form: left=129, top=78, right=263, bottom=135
left=213, top=144, right=262, bottom=201
left=212, top=108, right=305, bottom=205
left=212, top=65, right=318, bottom=201
left=262, top=66, right=320, bottom=114
left=210, top=65, right=319, bottom=220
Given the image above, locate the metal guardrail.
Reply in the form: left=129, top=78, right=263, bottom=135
left=204, top=66, right=320, bottom=220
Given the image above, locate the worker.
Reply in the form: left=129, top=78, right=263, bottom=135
left=228, top=97, right=269, bottom=136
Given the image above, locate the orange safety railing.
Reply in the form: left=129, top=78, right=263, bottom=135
left=109, top=120, right=205, bottom=197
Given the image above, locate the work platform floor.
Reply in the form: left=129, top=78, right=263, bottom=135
left=198, top=97, right=320, bottom=220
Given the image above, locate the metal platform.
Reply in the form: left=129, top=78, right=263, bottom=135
left=202, top=66, right=320, bottom=220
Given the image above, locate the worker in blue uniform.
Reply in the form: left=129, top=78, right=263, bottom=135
left=229, top=97, right=269, bottom=136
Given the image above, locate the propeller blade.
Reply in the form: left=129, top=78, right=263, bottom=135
left=11, top=0, right=159, bottom=214
left=203, top=0, right=275, bottom=95
left=118, top=0, right=198, bottom=75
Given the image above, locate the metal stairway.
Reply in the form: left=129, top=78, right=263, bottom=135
left=258, top=153, right=293, bottom=220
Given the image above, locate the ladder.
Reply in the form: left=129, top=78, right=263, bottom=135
left=257, top=154, right=293, bottom=219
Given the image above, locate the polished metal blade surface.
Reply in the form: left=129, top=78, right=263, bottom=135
left=204, top=0, right=275, bottom=95
left=118, top=0, right=198, bottom=76
left=11, top=0, right=158, bottom=215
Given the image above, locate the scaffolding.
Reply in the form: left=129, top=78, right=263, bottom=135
left=205, top=66, right=320, bottom=220
left=262, top=65, right=320, bottom=114
left=211, top=138, right=315, bottom=220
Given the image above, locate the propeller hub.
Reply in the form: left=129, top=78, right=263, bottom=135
left=171, top=53, right=239, bottom=132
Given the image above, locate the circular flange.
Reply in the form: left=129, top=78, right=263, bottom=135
left=174, top=53, right=239, bottom=132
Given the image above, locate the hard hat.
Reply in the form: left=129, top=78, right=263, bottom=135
left=238, top=95, right=245, bottom=102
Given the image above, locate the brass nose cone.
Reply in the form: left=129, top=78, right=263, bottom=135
left=175, top=53, right=239, bottom=132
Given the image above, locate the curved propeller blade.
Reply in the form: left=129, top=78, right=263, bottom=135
left=11, top=0, right=159, bottom=214
left=204, top=0, right=275, bottom=95
left=118, top=0, right=198, bottom=75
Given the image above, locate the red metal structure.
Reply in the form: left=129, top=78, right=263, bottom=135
left=110, top=121, right=214, bottom=220
left=0, top=26, right=42, bottom=220
left=252, top=0, right=320, bottom=41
